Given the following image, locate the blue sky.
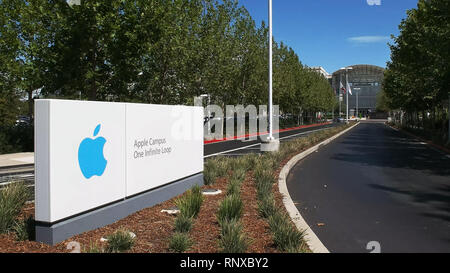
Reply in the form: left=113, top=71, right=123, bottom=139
left=237, top=0, right=418, bottom=74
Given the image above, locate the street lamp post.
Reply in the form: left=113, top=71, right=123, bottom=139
left=354, top=87, right=361, bottom=119
left=343, top=66, right=353, bottom=124
left=448, top=92, right=450, bottom=144
left=339, top=74, right=343, bottom=118
left=261, top=0, right=279, bottom=152
left=356, top=90, right=359, bottom=119
left=268, top=0, right=274, bottom=140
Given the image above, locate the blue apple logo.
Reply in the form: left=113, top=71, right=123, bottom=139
left=78, top=124, right=108, bottom=179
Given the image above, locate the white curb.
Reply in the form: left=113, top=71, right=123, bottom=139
left=278, top=122, right=360, bottom=253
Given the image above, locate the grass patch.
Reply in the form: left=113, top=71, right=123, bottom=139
left=169, top=232, right=192, bottom=253
left=84, top=242, right=104, bottom=253
left=268, top=211, right=305, bottom=252
left=105, top=228, right=135, bottom=253
left=226, top=178, right=242, bottom=196
left=174, top=214, right=193, bottom=234
left=257, top=195, right=277, bottom=218
left=13, top=215, right=35, bottom=241
left=231, top=168, right=246, bottom=182
left=219, top=219, right=249, bottom=253
left=217, top=194, right=243, bottom=223
left=204, top=159, right=219, bottom=185
left=176, top=185, right=204, bottom=218
left=0, top=181, right=30, bottom=233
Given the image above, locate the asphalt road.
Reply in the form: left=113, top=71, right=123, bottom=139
left=0, top=122, right=337, bottom=183
left=204, top=122, right=337, bottom=157
left=287, top=122, right=450, bottom=253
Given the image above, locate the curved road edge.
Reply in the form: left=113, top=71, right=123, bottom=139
left=278, top=122, right=361, bottom=253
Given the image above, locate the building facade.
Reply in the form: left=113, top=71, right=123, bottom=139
left=331, top=64, right=385, bottom=117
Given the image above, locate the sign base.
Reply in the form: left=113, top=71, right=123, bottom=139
left=36, top=173, right=204, bottom=245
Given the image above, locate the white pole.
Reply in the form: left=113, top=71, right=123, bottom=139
left=346, top=69, right=349, bottom=123
left=448, top=92, right=450, bottom=144
left=268, top=0, right=273, bottom=140
left=208, top=95, right=211, bottom=135
left=356, top=91, right=359, bottom=119
left=339, top=74, right=342, bottom=118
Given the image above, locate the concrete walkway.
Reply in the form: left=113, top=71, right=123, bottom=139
left=0, top=153, right=34, bottom=168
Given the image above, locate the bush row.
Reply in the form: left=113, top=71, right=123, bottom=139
left=169, top=185, right=204, bottom=253
left=217, top=164, right=249, bottom=253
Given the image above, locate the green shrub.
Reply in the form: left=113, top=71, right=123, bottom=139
left=236, top=154, right=258, bottom=171
left=268, top=212, right=305, bottom=252
left=231, top=168, right=246, bottom=182
left=256, top=178, right=273, bottom=199
left=217, top=194, right=243, bottom=223
left=258, top=195, right=277, bottom=218
left=169, top=232, right=192, bottom=253
left=0, top=181, right=30, bottom=233
left=13, top=215, right=35, bottom=241
left=174, top=214, right=193, bottom=233
left=84, top=242, right=104, bottom=253
left=105, top=229, right=135, bottom=253
left=254, top=169, right=274, bottom=187
left=219, top=219, right=248, bottom=253
left=226, top=178, right=241, bottom=196
left=176, top=185, right=204, bottom=218
left=213, top=156, right=231, bottom=177
left=204, top=160, right=219, bottom=185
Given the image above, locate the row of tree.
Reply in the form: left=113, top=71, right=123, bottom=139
left=382, top=0, right=449, bottom=143
left=0, top=0, right=335, bottom=152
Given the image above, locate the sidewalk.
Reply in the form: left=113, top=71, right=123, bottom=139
left=0, top=153, right=34, bottom=169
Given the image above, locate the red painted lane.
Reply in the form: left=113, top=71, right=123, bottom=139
left=203, top=122, right=331, bottom=145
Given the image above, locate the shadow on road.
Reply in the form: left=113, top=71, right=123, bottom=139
left=368, top=183, right=450, bottom=223
left=331, top=123, right=450, bottom=177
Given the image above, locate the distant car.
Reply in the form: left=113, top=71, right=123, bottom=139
left=15, top=116, right=31, bottom=126
left=334, top=117, right=345, bottom=123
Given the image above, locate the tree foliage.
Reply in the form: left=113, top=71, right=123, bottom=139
left=384, top=0, right=449, bottom=111
left=1, top=0, right=334, bottom=125
left=383, top=0, right=450, bottom=142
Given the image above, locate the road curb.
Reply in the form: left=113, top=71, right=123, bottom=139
left=278, top=122, right=360, bottom=253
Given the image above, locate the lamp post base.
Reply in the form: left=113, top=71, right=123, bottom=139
left=260, top=138, right=280, bottom=152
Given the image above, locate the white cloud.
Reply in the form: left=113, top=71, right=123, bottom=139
left=347, top=36, right=391, bottom=44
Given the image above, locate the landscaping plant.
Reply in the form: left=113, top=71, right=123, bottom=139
left=0, top=181, right=30, bottom=233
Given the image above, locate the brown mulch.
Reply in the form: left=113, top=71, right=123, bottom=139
left=0, top=169, right=282, bottom=253
left=0, top=138, right=322, bottom=253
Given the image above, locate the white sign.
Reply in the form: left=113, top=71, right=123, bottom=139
left=35, top=100, right=203, bottom=223
left=126, top=104, right=203, bottom=196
